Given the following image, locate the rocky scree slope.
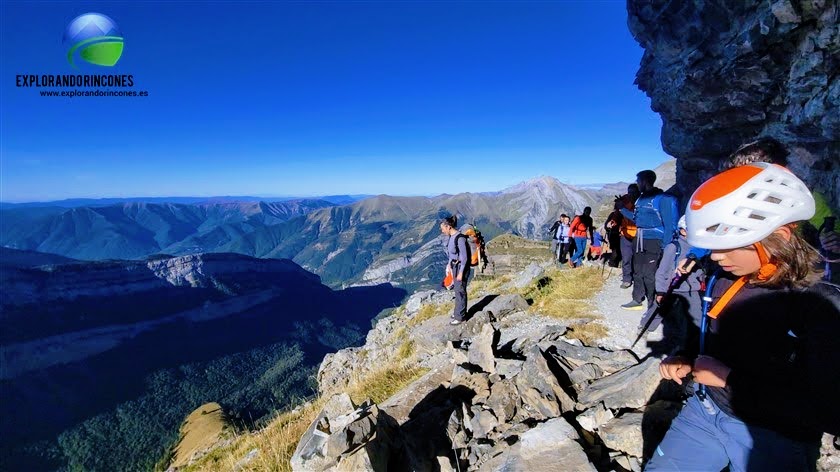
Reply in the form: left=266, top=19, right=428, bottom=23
left=292, top=269, right=840, bottom=472
left=287, top=269, right=672, bottom=472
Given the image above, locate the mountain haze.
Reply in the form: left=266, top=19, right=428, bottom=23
left=1, top=176, right=608, bottom=289
left=0, top=199, right=334, bottom=260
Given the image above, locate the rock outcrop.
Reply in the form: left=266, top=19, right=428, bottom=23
left=629, top=0, right=839, bottom=209
left=291, top=394, right=400, bottom=471
left=297, top=270, right=679, bottom=471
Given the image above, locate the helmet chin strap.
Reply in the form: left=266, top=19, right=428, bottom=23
left=753, top=242, right=777, bottom=281
left=707, top=240, right=777, bottom=319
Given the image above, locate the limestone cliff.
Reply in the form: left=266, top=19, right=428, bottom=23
left=628, top=0, right=839, bottom=209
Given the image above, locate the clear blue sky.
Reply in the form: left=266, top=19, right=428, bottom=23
left=0, top=1, right=668, bottom=202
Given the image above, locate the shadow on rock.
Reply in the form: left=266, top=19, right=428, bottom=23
left=396, top=385, right=477, bottom=472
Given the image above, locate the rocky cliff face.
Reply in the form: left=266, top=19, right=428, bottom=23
left=1, top=251, right=316, bottom=320
left=628, top=0, right=839, bottom=209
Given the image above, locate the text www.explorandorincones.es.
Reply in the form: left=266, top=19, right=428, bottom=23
left=39, top=89, right=150, bottom=98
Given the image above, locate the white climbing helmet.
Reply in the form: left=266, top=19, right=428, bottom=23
left=685, top=162, right=815, bottom=250
left=678, top=215, right=687, bottom=230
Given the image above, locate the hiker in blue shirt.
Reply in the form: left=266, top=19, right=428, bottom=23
left=620, top=169, right=679, bottom=311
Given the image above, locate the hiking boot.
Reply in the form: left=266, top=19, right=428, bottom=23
left=621, top=300, right=645, bottom=311
left=450, top=319, right=463, bottom=325
left=620, top=282, right=632, bottom=289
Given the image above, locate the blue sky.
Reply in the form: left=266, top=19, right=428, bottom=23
left=0, top=1, right=668, bottom=202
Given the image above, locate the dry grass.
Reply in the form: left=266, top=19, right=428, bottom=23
left=185, top=362, right=428, bottom=472
left=169, top=403, right=230, bottom=469
left=407, top=302, right=453, bottom=327
left=565, top=321, right=609, bottom=345
left=522, top=266, right=604, bottom=320
left=184, top=310, right=429, bottom=472
left=467, top=274, right=512, bottom=298
left=395, top=339, right=415, bottom=361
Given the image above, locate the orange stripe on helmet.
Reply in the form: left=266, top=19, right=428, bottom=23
left=690, top=165, right=764, bottom=210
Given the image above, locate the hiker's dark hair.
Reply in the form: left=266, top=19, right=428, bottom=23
left=636, top=170, right=657, bottom=186
left=441, top=215, right=458, bottom=229
left=724, top=137, right=789, bottom=170
left=583, top=207, right=592, bottom=214
left=560, top=213, right=568, bottom=219
left=628, top=183, right=640, bottom=192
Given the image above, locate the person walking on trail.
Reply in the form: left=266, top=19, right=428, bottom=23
left=604, top=209, right=623, bottom=268
left=548, top=214, right=568, bottom=262
left=588, top=228, right=605, bottom=261
left=645, top=163, right=840, bottom=472
left=440, top=215, right=471, bottom=325
left=554, top=214, right=571, bottom=263
left=607, top=184, right=640, bottom=288
left=568, top=207, right=594, bottom=268
left=620, top=171, right=677, bottom=310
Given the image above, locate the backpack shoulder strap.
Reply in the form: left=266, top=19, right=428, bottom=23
left=454, top=233, right=468, bottom=254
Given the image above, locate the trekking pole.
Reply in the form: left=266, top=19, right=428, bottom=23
left=629, top=255, right=695, bottom=349
left=696, top=269, right=721, bottom=414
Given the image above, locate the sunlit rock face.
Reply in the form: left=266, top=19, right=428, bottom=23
left=628, top=0, right=839, bottom=209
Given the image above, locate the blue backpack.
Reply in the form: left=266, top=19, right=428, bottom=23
left=635, top=192, right=678, bottom=235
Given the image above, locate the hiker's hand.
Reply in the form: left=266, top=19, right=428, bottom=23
left=659, top=356, right=692, bottom=385
left=456, top=274, right=462, bottom=282
left=692, top=356, right=731, bottom=388
left=675, top=258, right=696, bottom=275
left=656, top=295, right=663, bottom=304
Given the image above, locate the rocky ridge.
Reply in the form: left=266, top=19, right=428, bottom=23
left=292, top=267, right=675, bottom=471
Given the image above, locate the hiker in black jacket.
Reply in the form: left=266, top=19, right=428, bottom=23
left=646, top=163, right=840, bottom=472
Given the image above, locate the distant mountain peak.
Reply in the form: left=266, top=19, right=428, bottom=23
left=501, top=176, right=567, bottom=194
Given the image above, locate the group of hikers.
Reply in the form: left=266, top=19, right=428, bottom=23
left=547, top=207, right=605, bottom=268
left=438, top=137, right=839, bottom=471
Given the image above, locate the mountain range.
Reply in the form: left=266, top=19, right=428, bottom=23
left=1, top=175, right=618, bottom=289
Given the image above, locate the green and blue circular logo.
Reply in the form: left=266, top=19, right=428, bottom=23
left=64, top=13, right=124, bottom=68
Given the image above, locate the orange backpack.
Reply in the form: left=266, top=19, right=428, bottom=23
left=463, top=225, right=490, bottom=272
